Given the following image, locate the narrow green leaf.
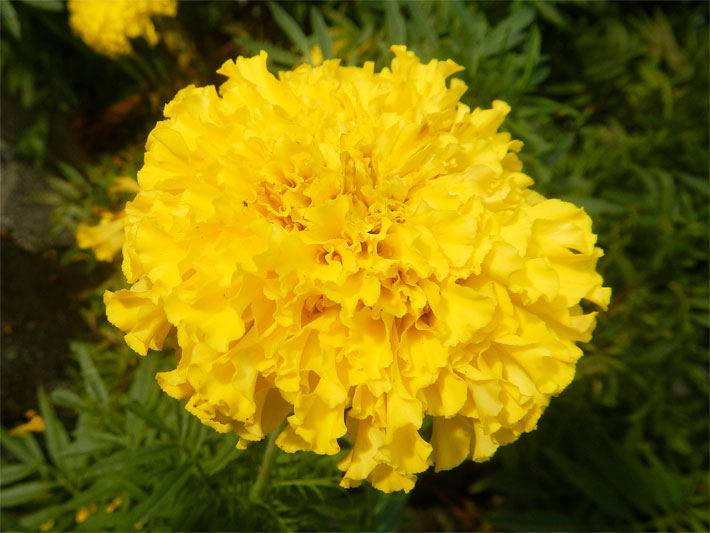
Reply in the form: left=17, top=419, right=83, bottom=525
left=0, top=464, right=36, bottom=487
left=80, top=431, right=131, bottom=448
left=385, top=0, right=407, bottom=45
left=114, top=58, right=146, bottom=84
left=71, top=343, right=109, bottom=409
left=515, top=24, right=541, bottom=91
left=58, top=439, right=114, bottom=458
left=22, top=434, right=46, bottom=468
left=561, top=196, right=625, bottom=215
left=30, top=191, right=64, bottom=207
left=675, top=171, right=709, bottom=197
left=76, top=510, right=132, bottom=532
left=644, top=450, right=685, bottom=511
left=56, top=162, right=87, bottom=188
left=450, top=0, right=484, bottom=41
left=373, top=491, right=408, bottom=533
left=131, top=465, right=193, bottom=525
left=125, top=358, right=157, bottom=439
left=85, top=444, right=175, bottom=478
left=234, top=37, right=301, bottom=67
left=46, top=176, right=80, bottom=200
left=0, top=481, right=56, bottom=508
left=37, top=387, right=70, bottom=470
left=270, top=477, right=340, bottom=488
left=407, top=1, right=439, bottom=50
left=0, top=429, right=45, bottom=467
left=482, top=7, right=535, bottom=56
left=124, top=401, right=174, bottom=435
left=17, top=0, right=64, bottom=11
left=50, top=389, right=88, bottom=412
left=530, top=0, right=567, bottom=28
left=523, top=96, right=581, bottom=118
left=128, top=358, right=157, bottom=406
left=125, top=52, right=159, bottom=84
left=550, top=452, right=635, bottom=521
left=575, top=440, right=658, bottom=516
left=15, top=115, right=48, bottom=163
left=268, top=2, right=310, bottom=58
left=19, top=504, right=67, bottom=531
left=310, top=7, right=333, bottom=60
left=322, top=7, right=357, bottom=34
left=202, top=434, right=240, bottom=476
left=336, top=21, right=375, bottom=61
left=181, top=412, right=207, bottom=451
left=63, top=477, right=123, bottom=509
left=1, top=1, right=21, bottom=38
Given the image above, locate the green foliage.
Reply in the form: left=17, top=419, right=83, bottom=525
left=0, top=0, right=228, bottom=166
left=1, top=343, right=402, bottom=532
left=29, top=148, right=144, bottom=269
left=237, top=0, right=548, bottom=110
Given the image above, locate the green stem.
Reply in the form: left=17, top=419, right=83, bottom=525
left=249, top=421, right=286, bottom=502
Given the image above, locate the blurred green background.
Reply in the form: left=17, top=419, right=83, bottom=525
left=1, top=1, right=708, bottom=531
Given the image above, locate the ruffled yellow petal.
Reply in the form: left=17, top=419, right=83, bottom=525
left=104, top=287, right=171, bottom=356
left=104, top=46, right=610, bottom=493
left=110, top=177, right=141, bottom=195
left=367, top=464, right=416, bottom=493
left=10, top=415, right=45, bottom=437
left=431, top=416, right=473, bottom=471
left=77, top=210, right=125, bottom=262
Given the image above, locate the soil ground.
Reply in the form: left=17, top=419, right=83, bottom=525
left=0, top=238, right=113, bottom=425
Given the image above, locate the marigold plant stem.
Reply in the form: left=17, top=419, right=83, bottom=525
left=249, top=422, right=285, bottom=501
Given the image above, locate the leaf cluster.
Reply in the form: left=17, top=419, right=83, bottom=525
left=1, top=342, right=403, bottom=532
left=1, top=0, right=231, bottom=165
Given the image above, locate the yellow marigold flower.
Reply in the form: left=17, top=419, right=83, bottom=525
left=75, top=503, right=98, bottom=523
left=75, top=507, right=91, bottom=524
left=105, top=46, right=610, bottom=493
left=105, top=497, right=123, bottom=513
left=110, top=176, right=141, bottom=195
left=310, top=45, right=324, bottom=67
left=68, top=0, right=177, bottom=58
left=77, top=210, right=126, bottom=262
left=10, top=414, right=45, bottom=437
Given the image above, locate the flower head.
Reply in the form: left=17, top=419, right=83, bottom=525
left=10, top=413, right=45, bottom=437
left=68, top=0, right=177, bottom=58
left=77, top=209, right=126, bottom=261
left=105, top=47, right=610, bottom=492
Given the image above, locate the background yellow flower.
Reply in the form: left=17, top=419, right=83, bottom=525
left=77, top=210, right=125, bottom=262
left=68, top=0, right=177, bottom=57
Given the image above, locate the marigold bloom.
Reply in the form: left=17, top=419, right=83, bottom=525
left=68, top=0, right=177, bottom=58
left=105, top=497, right=123, bottom=513
left=77, top=210, right=126, bottom=261
left=75, top=507, right=92, bottom=524
left=105, top=47, right=610, bottom=492
left=10, top=414, right=45, bottom=437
